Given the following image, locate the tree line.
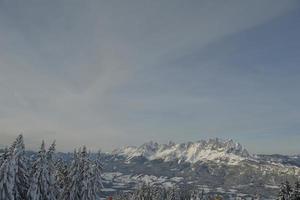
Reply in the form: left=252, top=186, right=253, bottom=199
left=112, top=184, right=223, bottom=200
left=278, top=181, right=300, bottom=200
left=0, top=134, right=103, bottom=200
left=112, top=181, right=300, bottom=200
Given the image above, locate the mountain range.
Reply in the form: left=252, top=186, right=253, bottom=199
left=98, top=138, right=300, bottom=199
left=113, top=138, right=250, bottom=165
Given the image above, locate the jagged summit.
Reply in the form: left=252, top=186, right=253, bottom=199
left=112, top=138, right=250, bottom=165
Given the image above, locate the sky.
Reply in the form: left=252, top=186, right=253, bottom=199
left=0, top=0, right=300, bottom=154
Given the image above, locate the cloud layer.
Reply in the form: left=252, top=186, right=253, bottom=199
left=0, top=0, right=299, bottom=153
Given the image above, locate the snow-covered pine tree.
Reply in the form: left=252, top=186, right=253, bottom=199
left=292, top=181, right=300, bottom=200
left=55, top=158, right=69, bottom=195
left=0, top=147, right=9, bottom=167
left=0, top=153, right=14, bottom=200
left=150, top=185, right=167, bottom=200
left=279, top=182, right=286, bottom=200
left=27, top=140, right=55, bottom=200
left=286, top=181, right=293, bottom=200
left=89, top=150, right=103, bottom=199
left=166, top=186, right=180, bottom=200
left=113, top=192, right=133, bottom=200
left=179, top=184, right=198, bottom=200
left=279, top=181, right=292, bottom=200
left=80, top=146, right=93, bottom=200
left=46, top=141, right=58, bottom=200
left=0, top=134, right=29, bottom=200
left=63, top=146, right=103, bottom=200
left=82, top=147, right=104, bottom=200
left=190, top=188, right=201, bottom=200
left=134, top=183, right=152, bottom=200
left=63, top=148, right=82, bottom=200
left=12, top=134, right=29, bottom=200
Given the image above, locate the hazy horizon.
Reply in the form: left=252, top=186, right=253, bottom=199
left=1, top=0, right=300, bottom=155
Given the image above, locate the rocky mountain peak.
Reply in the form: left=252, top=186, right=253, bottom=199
left=113, top=138, right=250, bottom=164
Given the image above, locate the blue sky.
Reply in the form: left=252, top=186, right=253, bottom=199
left=0, top=0, right=300, bottom=154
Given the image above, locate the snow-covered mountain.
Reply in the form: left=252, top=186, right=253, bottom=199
left=113, top=138, right=250, bottom=165
left=104, top=139, right=300, bottom=198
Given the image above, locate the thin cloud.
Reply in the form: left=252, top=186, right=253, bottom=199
left=0, top=0, right=299, bottom=153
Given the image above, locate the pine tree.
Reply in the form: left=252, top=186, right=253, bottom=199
left=27, top=141, right=49, bottom=200
left=63, top=147, right=103, bottom=200
left=55, top=158, right=69, bottom=194
left=200, top=189, right=205, bottom=200
left=151, top=185, right=167, bottom=199
left=64, top=149, right=82, bottom=200
left=279, top=182, right=286, bottom=200
left=0, top=147, right=9, bottom=167
left=1, top=136, right=106, bottom=200
left=12, top=134, right=29, bottom=199
left=166, top=186, right=180, bottom=200
left=27, top=141, right=58, bottom=200
left=89, top=151, right=103, bottom=199
left=279, top=181, right=292, bottom=200
left=190, top=188, right=202, bottom=200
left=134, top=183, right=153, bottom=200
left=80, top=146, right=93, bottom=200
left=46, top=141, right=58, bottom=200
left=0, top=155, right=14, bottom=200
left=292, top=181, right=300, bottom=200
left=0, top=134, right=29, bottom=200
left=286, top=181, right=293, bottom=200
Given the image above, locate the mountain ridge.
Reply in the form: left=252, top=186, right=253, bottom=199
left=112, top=138, right=251, bottom=165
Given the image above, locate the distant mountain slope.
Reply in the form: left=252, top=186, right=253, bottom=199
left=256, top=154, right=300, bottom=167
left=113, top=138, right=250, bottom=165
left=107, top=138, right=300, bottom=198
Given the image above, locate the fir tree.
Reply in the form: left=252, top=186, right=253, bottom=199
left=63, top=149, right=81, bottom=200
left=63, top=147, right=103, bottom=200
left=0, top=155, right=14, bottom=200
left=80, top=146, right=93, bottom=200
left=166, top=186, right=180, bottom=200
left=0, top=147, right=9, bottom=167
left=12, top=134, right=29, bottom=200
left=279, top=181, right=292, bottom=200
left=55, top=158, right=69, bottom=194
left=292, top=181, right=300, bottom=200
left=46, top=141, right=58, bottom=200
left=279, top=182, right=286, bottom=200
left=151, top=185, right=167, bottom=200
left=89, top=151, right=103, bottom=199
left=134, top=183, right=153, bottom=200
left=0, top=135, right=29, bottom=200
left=190, top=188, right=202, bottom=200
left=27, top=141, right=50, bottom=200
